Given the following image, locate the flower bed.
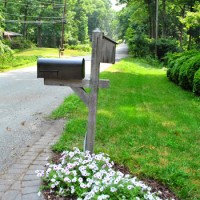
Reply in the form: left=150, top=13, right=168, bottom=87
left=36, top=148, right=174, bottom=200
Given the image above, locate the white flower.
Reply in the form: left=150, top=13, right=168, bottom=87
left=72, top=177, right=77, bottom=182
left=69, top=152, right=75, bottom=158
left=100, top=186, right=105, bottom=192
left=110, top=187, right=117, bottom=192
left=71, top=186, right=75, bottom=194
left=55, top=181, right=59, bottom=186
left=64, top=177, right=71, bottom=183
left=92, top=185, right=99, bottom=193
left=78, top=177, right=83, bottom=183
left=127, top=185, right=134, bottom=190
left=37, top=148, right=163, bottom=200
left=37, top=191, right=41, bottom=197
left=51, top=178, right=56, bottom=183
left=80, top=183, right=87, bottom=188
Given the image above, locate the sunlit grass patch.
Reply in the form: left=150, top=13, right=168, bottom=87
left=51, top=57, right=200, bottom=199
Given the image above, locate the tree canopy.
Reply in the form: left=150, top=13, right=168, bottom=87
left=117, top=0, right=200, bottom=58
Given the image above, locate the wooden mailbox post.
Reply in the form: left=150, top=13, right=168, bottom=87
left=38, top=29, right=117, bottom=153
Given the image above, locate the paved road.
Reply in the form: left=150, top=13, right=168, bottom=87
left=0, top=44, right=128, bottom=173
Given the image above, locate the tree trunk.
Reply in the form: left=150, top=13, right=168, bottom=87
left=155, top=0, right=159, bottom=57
left=37, top=23, right=42, bottom=47
left=147, top=0, right=152, bottom=38
left=188, top=33, right=192, bottom=50
left=179, top=5, right=185, bottom=49
left=23, top=8, right=28, bottom=39
left=4, top=0, right=7, bottom=8
left=187, top=4, right=194, bottom=50
left=161, top=0, right=166, bottom=37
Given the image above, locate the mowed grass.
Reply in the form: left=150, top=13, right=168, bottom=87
left=51, top=58, right=200, bottom=200
left=15, top=47, right=89, bottom=57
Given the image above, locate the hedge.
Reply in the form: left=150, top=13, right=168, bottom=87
left=179, top=55, right=200, bottom=90
left=166, top=50, right=200, bottom=96
left=193, top=68, right=200, bottom=95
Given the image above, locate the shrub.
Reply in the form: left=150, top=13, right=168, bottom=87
left=126, top=27, right=150, bottom=57
left=0, top=41, right=13, bottom=68
left=150, top=38, right=180, bottom=60
left=68, top=44, right=92, bottom=52
left=170, top=55, right=190, bottom=84
left=178, top=53, right=200, bottom=90
left=193, top=68, right=200, bottom=96
left=166, top=53, right=182, bottom=80
left=166, top=50, right=199, bottom=84
left=4, top=38, right=35, bottom=49
left=178, top=63, right=191, bottom=90
left=187, top=55, right=200, bottom=87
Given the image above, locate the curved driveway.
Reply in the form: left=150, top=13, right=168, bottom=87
left=0, top=44, right=128, bottom=172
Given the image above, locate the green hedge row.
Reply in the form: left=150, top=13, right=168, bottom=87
left=167, top=50, right=200, bottom=96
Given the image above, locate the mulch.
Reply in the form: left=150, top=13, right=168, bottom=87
left=42, top=153, right=180, bottom=200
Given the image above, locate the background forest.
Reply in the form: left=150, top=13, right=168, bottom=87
left=0, top=0, right=117, bottom=48
left=118, top=0, right=200, bottom=58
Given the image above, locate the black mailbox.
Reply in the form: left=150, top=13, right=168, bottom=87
left=37, top=58, right=85, bottom=80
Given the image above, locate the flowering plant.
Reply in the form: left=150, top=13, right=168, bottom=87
left=36, top=148, right=168, bottom=200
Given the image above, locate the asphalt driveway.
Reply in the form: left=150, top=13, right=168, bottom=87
left=0, top=44, right=128, bottom=173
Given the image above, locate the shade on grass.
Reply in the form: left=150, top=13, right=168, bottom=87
left=51, top=58, right=200, bottom=200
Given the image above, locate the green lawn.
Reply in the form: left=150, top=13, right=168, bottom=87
left=51, top=58, right=200, bottom=200
left=15, top=47, right=89, bottom=57
left=0, top=47, right=89, bottom=72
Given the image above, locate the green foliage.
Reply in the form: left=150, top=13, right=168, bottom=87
left=64, top=43, right=91, bottom=52
left=193, top=68, right=200, bottom=95
left=180, top=3, right=200, bottom=29
left=150, top=38, right=180, bottom=60
left=126, top=26, right=150, bottom=57
left=166, top=50, right=200, bottom=95
left=0, top=40, right=13, bottom=68
left=3, top=38, right=35, bottom=49
left=118, top=0, right=200, bottom=57
left=0, top=55, right=38, bottom=71
left=126, top=27, right=180, bottom=60
left=179, top=54, right=200, bottom=91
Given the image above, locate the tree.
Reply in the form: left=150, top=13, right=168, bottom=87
left=117, top=0, right=200, bottom=58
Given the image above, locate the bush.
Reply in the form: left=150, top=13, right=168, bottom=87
left=170, top=55, right=190, bottom=84
left=166, top=50, right=200, bottom=95
left=64, top=43, right=91, bottom=52
left=178, top=53, right=200, bottom=90
left=0, top=41, right=13, bottom=68
left=166, top=50, right=199, bottom=83
left=187, top=55, right=200, bottom=87
left=4, top=38, right=35, bottom=49
left=178, top=63, right=191, bottom=90
left=193, top=68, right=200, bottom=96
left=150, top=38, right=180, bottom=60
left=166, top=53, right=182, bottom=80
left=128, top=34, right=150, bottom=57
left=179, top=54, right=200, bottom=90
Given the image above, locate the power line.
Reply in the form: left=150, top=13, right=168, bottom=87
left=4, top=13, right=63, bottom=19
left=4, top=19, right=65, bottom=24
left=0, top=1, right=64, bottom=6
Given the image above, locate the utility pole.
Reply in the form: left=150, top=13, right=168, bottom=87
left=61, top=0, right=67, bottom=50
